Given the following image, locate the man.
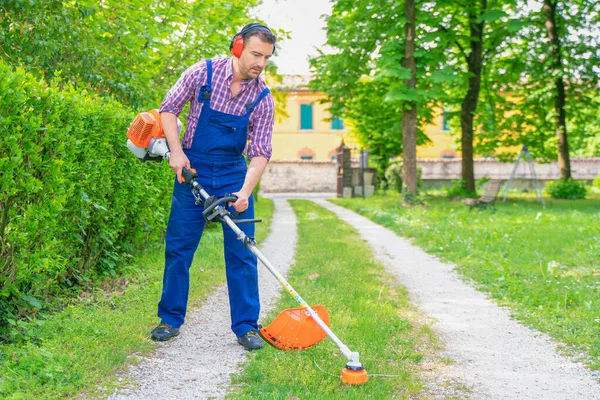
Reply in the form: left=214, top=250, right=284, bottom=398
left=150, top=23, right=276, bottom=351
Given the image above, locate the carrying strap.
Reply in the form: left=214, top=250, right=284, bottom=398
left=245, top=88, right=271, bottom=115
left=198, top=59, right=213, bottom=102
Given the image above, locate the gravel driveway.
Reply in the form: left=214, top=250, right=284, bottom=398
left=317, top=199, right=600, bottom=400
left=108, top=198, right=297, bottom=400
left=108, top=195, right=600, bottom=399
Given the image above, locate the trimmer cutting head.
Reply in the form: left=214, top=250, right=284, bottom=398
left=341, top=365, right=369, bottom=385
left=259, top=305, right=330, bottom=350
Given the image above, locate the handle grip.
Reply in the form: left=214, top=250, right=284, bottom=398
left=203, top=195, right=238, bottom=215
left=179, top=168, right=197, bottom=184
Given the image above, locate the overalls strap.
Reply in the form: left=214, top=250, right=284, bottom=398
left=244, top=88, right=271, bottom=115
left=198, top=59, right=213, bottom=102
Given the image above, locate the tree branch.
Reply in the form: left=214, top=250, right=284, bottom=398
left=438, top=24, right=469, bottom=64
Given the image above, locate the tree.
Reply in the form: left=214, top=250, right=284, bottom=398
left=543, top=0, right=570, bottom=178
left=0, top=0, right=266, bottom=109
left=473, top=0, right=599, bottom=164
left=309, top=0, right=444, bottom=185
left=402, top=0, right=418, bottom=196
left=459, top=1, right=486, bottom=193
left=435, top=0, right=526, bottom=191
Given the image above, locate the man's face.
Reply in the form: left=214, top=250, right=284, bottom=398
left=238, top=35, right=274, bottom=80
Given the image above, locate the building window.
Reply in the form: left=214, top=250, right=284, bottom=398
left=442, top=110, right=449, bottom=131
left=300, top=155, right=313, bottom=160
left=300, top=104, right=313, bottom=130
left=331, top=116, right=344, bottom=130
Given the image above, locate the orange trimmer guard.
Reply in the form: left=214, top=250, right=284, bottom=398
left=259, top=305, right=330, bottom=350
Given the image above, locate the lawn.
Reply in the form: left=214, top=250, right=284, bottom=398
left=0, top=197, right=274, bottom=400
left=333, top=193, right=600, bottom=369
left=230, top=200, right=443, bottom=399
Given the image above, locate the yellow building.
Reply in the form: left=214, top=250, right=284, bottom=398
left=269, top=75, right=459, bottom=161
left=420, top=110, right=458, bottom=158
left=269, top=75, right=357, bottom=161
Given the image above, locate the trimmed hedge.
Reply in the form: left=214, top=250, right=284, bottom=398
left=0, top=62, right=172, bottom=341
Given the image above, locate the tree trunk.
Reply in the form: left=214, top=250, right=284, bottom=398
left=543, top=0, right=571, bottom=179
left=460, top=0, right=486, bottom=193
left=402, top=0, right=418, bottom=196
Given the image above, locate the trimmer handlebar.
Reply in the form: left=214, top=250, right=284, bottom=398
left=204, top=195, right=239, bottom=214
left=179, top=167, right=261, bottom=225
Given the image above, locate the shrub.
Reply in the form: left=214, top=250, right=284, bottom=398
left=592, top=173, right=600, bottom=193
left=384, top=161, right=423, bottom=195
left=545, top=179, right=587, bottom=199
left=443, top=179, right=477, bottom=199
left=0, top=62, right=172, bottom=341
left=385, top=162, right=403, bottom=193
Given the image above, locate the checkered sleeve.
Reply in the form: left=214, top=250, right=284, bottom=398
left=247, top=93, right=274, bottom=160
left=159, top=61, right=205, bottom=116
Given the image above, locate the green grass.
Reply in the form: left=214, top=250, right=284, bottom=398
left=333, top=192, right=600, bottom=369
left=0, top=197, right=274, bottom=400
left=229, top=200, right=438, bottom=399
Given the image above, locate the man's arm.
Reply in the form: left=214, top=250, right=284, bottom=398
left=159, top=61, right=205, bottom=181
left=231, top=90, right=274, bottom=212
left=231, top=156, right=268, bottom=212
left=161, top=112, right=189, bottom=181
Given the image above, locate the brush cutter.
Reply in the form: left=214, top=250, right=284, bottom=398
left=126, top=110, right=368, bottom=385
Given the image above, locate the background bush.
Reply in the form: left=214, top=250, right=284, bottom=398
left=591, top=173, right=600, bottom=193
left=544, top=178, right=587, bottom=199
left=443, top=179, right=477, bottom=199
left=0, top=62, right=172, bottom=342
left=384, top=162, right=403, bottom=193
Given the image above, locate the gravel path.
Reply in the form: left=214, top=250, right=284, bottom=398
left=107, top=194, right=600, bottom=399
left=317, top=199, right=600, bottom=400
left=108, top=198, right=297, bottom=400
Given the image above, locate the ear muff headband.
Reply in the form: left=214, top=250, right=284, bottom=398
left=230, top=23, right=275, bottom=58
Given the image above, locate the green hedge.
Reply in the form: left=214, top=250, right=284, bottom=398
left=545, top=178, right=587, bottom=199
left=0, top=61, right=172, bottom=341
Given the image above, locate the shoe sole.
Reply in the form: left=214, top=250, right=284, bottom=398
left=151, top=332, right=180, bottom=342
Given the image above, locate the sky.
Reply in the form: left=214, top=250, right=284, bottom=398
left=251, top=0, right=332, bottom=76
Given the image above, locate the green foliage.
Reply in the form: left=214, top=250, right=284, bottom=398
left=309, top=1, right=437, bottom=174
left=402, top=188, right=424, bottom=205
left=0, top=61, right=173, bottom=342
left=593, top=174, right=600, bottom=191
left=310, top=0, right=599, bottom=173
left=0, top=0, right=267, bottom=109
left=443, top=179, right=477, bottom=199
left=475, top=0, right=600, bottom=161
left=384, top=161, right=423, bottom=198
left=545, top=179, right=587, bottom=199
left=0, top=197, right=274, bottom=399
left=385, top=162, right=404, bottom=193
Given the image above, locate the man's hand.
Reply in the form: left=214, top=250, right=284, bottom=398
left=170, top=150, right=190, bottom=182
left=230, top=190, right=251, bottom=213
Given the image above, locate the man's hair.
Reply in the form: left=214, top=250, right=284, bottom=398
left=241, top=24, right=277, bottom=48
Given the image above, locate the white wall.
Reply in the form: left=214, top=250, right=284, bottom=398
left=260, top=158, right=600, bottom=192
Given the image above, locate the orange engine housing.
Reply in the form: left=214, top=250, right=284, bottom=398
left=126, top=109, right=164, bottom=148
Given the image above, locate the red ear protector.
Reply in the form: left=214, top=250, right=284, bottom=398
left=230, top=23, right=275, bottom=58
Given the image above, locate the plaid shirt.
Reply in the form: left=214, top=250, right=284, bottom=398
left=159, top=57, right=274, bottom=160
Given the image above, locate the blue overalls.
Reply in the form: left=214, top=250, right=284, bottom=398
left=158, top=59, right=271, bottom=338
